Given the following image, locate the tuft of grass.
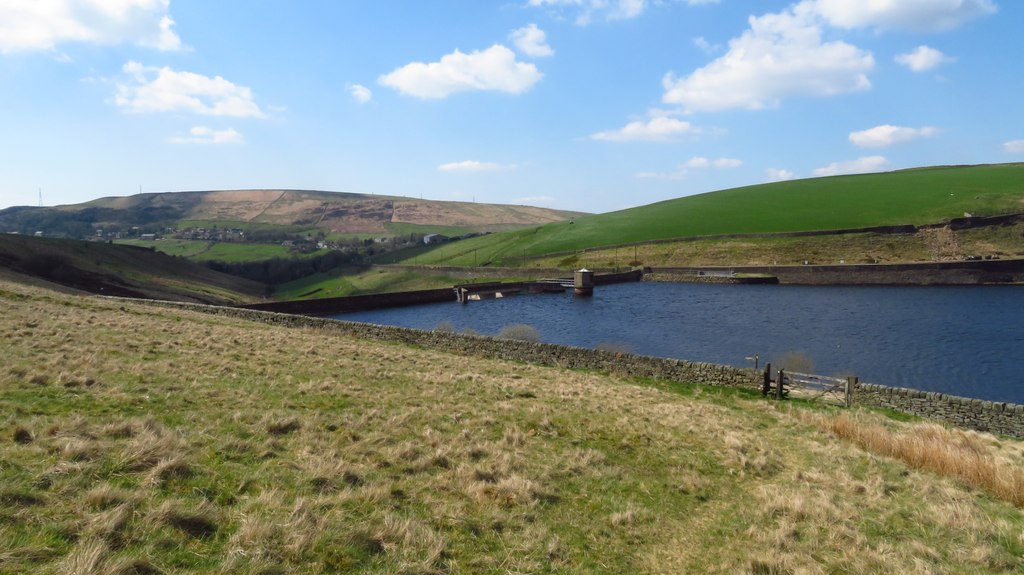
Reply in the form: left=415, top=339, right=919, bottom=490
left=497, top=323, right=540, bottom=342
left=813, top=412, right=1024, bottom=507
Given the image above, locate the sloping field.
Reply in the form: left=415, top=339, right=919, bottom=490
left=0, top=234, right=264, bottom=304
left=3, top=190, right=585, bottom=237
left=407, top=163, right=1024, bottom=266
left=1, top=280, right=1022, bottom=573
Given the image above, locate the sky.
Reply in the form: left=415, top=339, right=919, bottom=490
left=1, top=0, right=1021, bottom=214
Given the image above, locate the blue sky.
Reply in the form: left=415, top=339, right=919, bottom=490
left=1, top=0, right=1020, bottom=214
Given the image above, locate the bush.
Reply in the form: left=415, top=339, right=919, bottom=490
left=773, top=351, right=815, bottom=373
left=497, top=324, right=540, bottom=343
left=433, top=321, right=456, bottom=333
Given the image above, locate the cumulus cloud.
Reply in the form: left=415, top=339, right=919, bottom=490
left=591, top=117, right=701, bottom=142
left=438, top=160, right=517, bottom=172
left=115, top=61, right=265, bottom=117
left=849, top=125, right=938, bottom=148
left=810, top=0, right=997, bottom=33
left=1003, top=140, right=1024, bottom=154
left=813, top=155, right=890, bottom=177
left=662, top=4, right=874, bottom=113
left=379, top=45, right=541, bottom=99
left=895, top=46, right=955, bottom=72
left=0, top=0, right=181, bottom=53
left=766, top=168, right=796, bottom=182
left=167, top=126, right=244, bottom=145
left=510, top=23, right=554, bottom=57
left=347, top=83, right=373, bottom=103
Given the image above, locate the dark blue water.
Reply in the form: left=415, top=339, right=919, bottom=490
left=334, top=283, right=1024, bottom=404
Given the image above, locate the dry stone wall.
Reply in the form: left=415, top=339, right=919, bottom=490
left=124, top=298, right=1024, bottom=438
left=854, top=383, right=1024, bottom=438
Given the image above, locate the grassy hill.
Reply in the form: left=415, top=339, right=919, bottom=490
left=0, top=189, right=585, bottom=238
left=0, top=234, right=264, bottom=304
left=403, top=163, right=1024, bottom=266
left=1, top=279, right=1022, bottom=573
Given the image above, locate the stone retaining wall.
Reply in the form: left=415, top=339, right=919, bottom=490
left=124, top=297, right=1024, bottom=438
left=853, top=383, right=1024, bottom=438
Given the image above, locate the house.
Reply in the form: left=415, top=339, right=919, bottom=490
left=140, top=233, right=157, bottom=241
left=423, top=234, right=450, bottom=245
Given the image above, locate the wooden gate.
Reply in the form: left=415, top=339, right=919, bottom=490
left=762, top=364, right=856, bottom=407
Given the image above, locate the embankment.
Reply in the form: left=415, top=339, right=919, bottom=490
left=127, top=296, right=1024, bottom=437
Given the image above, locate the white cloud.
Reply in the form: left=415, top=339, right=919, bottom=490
left=510, top=23, right=554, bottom=58
left=662, top=4, right=874, bottom=113
left=591, top=117, right=701, bottom=142
left=379, top=45, right=541, bottom=99
left=167, top=126, right=244, bottom=145
left=692, top=36, right=721, bottom=55
left=526, top=0, right=646, bottom=25
left=1003, top=140, right=1024, bottom=154
left=683, top=156, right=742, bottom=168
left=116, top=61, right=265, bottom=118
left=895, top=46, right=955, bottom=72
left=347, top=83, right=373, bottom=103
left=766, top=168, right=796, bottom=182
left=0, top=0, right=181, bottom=53
left=810, top=0, right=997, bottom=33
left=813, top=155, right=890, bottom=177
left=438, top=160, right=517, bottom=172
left=849, top=125, right=938, bottom=148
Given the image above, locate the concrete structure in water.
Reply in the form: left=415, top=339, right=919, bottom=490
left=574, top=269, right=594, bottom=297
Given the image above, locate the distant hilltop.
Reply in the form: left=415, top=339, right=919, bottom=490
left=0, top=189, right=587, bottom=238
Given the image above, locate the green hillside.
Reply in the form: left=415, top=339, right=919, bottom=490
left=404, top=164, right=1024, bottom=266
left=0, top=234, right=264, bottom=304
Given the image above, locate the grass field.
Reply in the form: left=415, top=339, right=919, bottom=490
left=402, top=164, right=1024, bottom=266
left=116, top=240, right=329, bottom=263
left=2, top=279, right=1022, bottom=574
left=273, top=267, right=465, bottom=300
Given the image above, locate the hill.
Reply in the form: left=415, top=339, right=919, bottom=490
left=0, top=234, right=264, bottom=304
left=1, top=279, right=1022, bottom=573
left=0, top=189, right=585, bottom=238
left=403, top=163, right=1024, bottom=266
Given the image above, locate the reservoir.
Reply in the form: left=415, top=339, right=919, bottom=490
left=334, top=282, right=1024, bottom=404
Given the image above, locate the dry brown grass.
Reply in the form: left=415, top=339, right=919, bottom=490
left=812, top=412, right=1024, bottom=507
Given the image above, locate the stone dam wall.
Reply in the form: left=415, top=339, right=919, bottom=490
left=123, top=298, right=1024, bottom=438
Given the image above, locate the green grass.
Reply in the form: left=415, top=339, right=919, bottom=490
left=273, top=267, right=464, bottom=299
left=2, top=279, right=1022, bottom=574
left=0, top=234, right=263, bottom=304
left=117, top=239, right=329, bottom=263
left=404, top=164, right=1024, bottom=266
left=384, top=222, right=476, bottom=237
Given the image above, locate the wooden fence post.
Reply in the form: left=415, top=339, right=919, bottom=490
left=776, top=369, right=785, bottom=400
left=845, top=376, right=857, bottom=408
left=762, top=363, right=772, bottom=396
